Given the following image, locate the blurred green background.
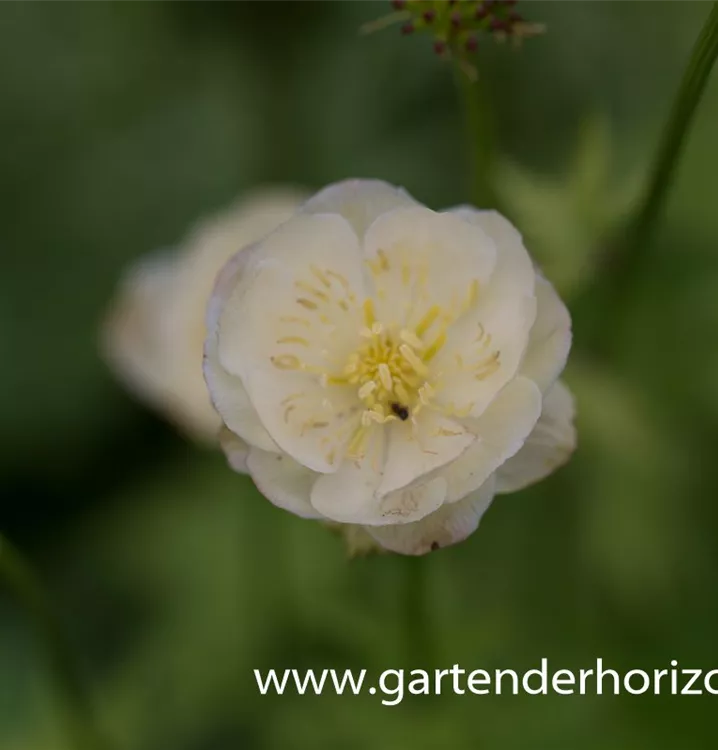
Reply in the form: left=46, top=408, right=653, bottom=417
left=2, top=2, right=718, bottom=749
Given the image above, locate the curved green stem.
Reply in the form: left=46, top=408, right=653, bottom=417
left=455, top=66, right=496, bottom=208
left=618, top=2, right=718, bottom=288
left=578, top=3, right=718, bottom=354
left=0, top=533, right=107, bottom=750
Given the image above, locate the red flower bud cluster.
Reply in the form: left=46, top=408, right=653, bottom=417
left=365, top=0, right=544, bottom=79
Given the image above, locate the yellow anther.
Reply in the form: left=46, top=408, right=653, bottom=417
left=398, top=344, right=429, bottom=376
left=422, top=331, right=447, bottom=362
left=276, top=336, right=309, bottom=346
left=358, top=381, right=377, bottom=399
left=400, top=329, right=425, bottom=350
left=296, top=281, right=330, bottom=302
left=310, top=266, right=331, bottom=288
left=415, top=305, right=441, bottom=336
left=378, top=363, right=393, bottom=391
left=363, top=298, right=376, bottom=327
left=465, top=279, right=479, bottom=310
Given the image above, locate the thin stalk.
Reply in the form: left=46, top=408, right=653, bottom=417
left=614, top=3, right=718, bottom=293
left=579, top=3, right=718, bottom=353
left=0, top=533, right=107, bottom=750
left=455, top=66, right=496, bottom=208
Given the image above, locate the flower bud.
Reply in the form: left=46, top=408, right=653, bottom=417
left=363, top=0, right=544, bottom=79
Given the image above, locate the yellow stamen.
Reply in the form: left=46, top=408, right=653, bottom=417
left=400, top=329, right=425, bottom=350
left=399, top=344, right=429, bottom=376
left=378, top=363, right=393, bottom=391
left=276, top=336, right=309, bottom=346
left=415, top=305, right=440, bottom=336
left=358, top=381, right=377, bottom=399
left=422, top=331, right=447, bottom=362
left=363, top=298, right=376, bottom=327
left=311, top=266, right=331, bottom=288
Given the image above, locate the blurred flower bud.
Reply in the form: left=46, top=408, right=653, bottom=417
left=102, top=188, right=306, bottom=442
left=362, top=0, right=544, bottom=79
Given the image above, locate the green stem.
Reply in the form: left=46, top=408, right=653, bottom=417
left=616, top=2, right=718, bottom=289
left=455, top=66, right=496, bottom=208
left=402, top=555, right=433, bottom=669
left=0, top=533, right=107, bottom=750
left=578, top=3, right=718, bottom=354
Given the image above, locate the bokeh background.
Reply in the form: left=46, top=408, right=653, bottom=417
left=2, top=2, right=718, bottom=749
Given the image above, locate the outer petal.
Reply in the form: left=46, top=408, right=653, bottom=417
left=446, top=208, right=535, bottom=299
left=520, top=273, right=572, bottom=393
left=215, top=213, right=367, bottom=473
left=219, top=426, right=250, bottom=473
left=496, top=379, right=576, bottom=493
left=103, top=250, right=179, bottom=409
left=310, top=430, right=446, bottom=526
left=204, top=246, right=279, bottom=453
left=204, top=354, right=278, bottom=452
left=366, top=476, right=496, bottom=555
left=378, top=413, right=475, bottom=497
left=309, top=429, right=386, bottom=523
left=301, top=179, right=419, bottom=238
left=433, top=208, right=537, bottom=418
left=442, top=376, right=542, bottom=502
left=246, top=447, right=323, bottom=519
left=362, top=206, right=496, bottom=330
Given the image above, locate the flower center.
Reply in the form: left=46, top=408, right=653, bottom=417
left=329, top=299, right=449, bottom=434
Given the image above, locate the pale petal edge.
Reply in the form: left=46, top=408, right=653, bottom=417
left=495, top=379, right=576, bottom=494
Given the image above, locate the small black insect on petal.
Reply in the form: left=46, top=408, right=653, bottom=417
left=390, top=402, right=410, bottom=421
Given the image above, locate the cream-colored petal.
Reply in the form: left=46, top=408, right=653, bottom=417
left=496, top=379, right=576, bottom=493
left=213, top=213, right=368, bottom=473
left=377, top=412, right=475, bottom=496
left=218, top=426, right=250, bottom=474
left=246, top=447, right=323, bottom=519
left=102, top=251, right=189, bottom=414
left=217, top=213, right=365, bottom=377
left=433, top=208, right=537, bottom=419
left=442, top=377, right=542, bottom=502
left=520, top=273, right=572, bottom=393
left=203, top=354, right=278, bottom=452
left=203, top=246, right=279, bottom=452
left=242, top=369, right=361, bottom=473
left=310, top=429, right=446, bottom=526
left=446, top=208, right=535, bottom=300
left=366, top=476, right=496, bottom=555
left=107, top=189, right=305, bottom=445
left=309, top=429, right=386, bottom=523
left=377, top=476, right=447, bottom=526
left=301, top=179, right=419, bottom=238
left=362, top=206, right=496, bottom=330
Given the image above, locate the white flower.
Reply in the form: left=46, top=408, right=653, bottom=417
left=204, top=179, right=575, bottom=554
left=102, top=188, right=305, bottom=442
